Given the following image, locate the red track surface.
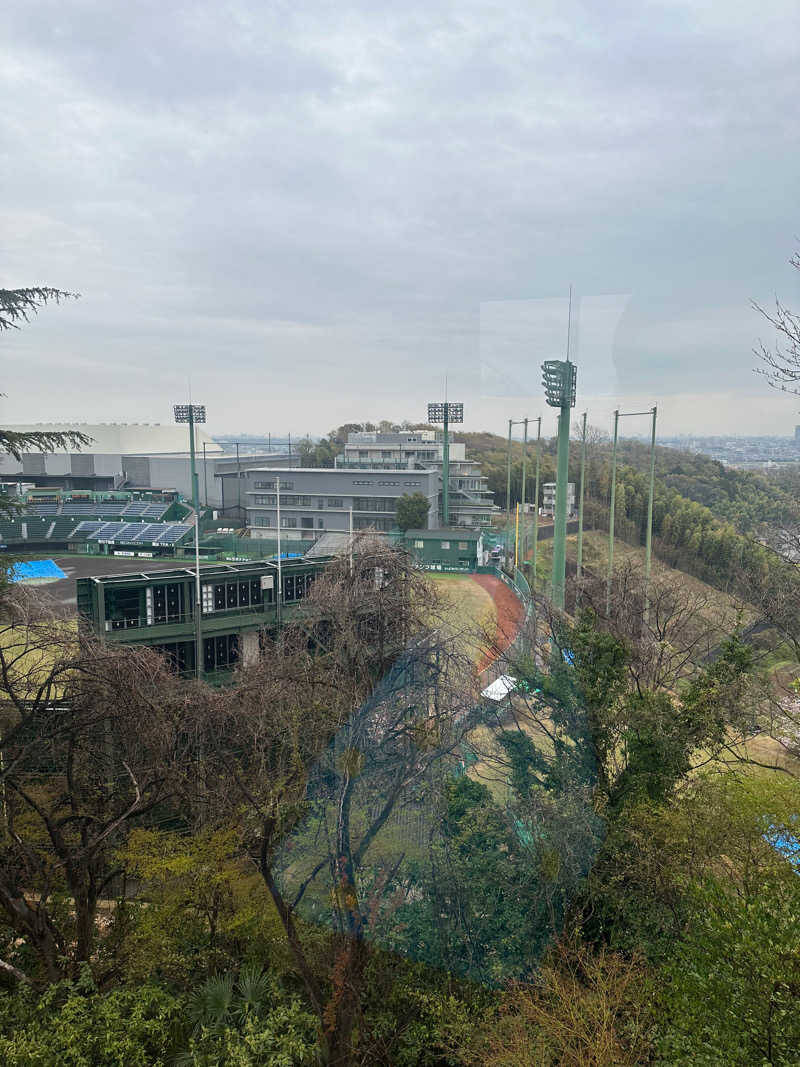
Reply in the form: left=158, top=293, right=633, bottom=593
left=470, top=573, right=525, bottom=673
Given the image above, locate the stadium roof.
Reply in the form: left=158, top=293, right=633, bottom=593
left=3, top=423, right=223, bottom=455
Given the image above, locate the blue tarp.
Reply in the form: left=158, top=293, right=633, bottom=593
left=764, top=824, right=800, bottom=873
left=9, top=559, right=67, bottom=582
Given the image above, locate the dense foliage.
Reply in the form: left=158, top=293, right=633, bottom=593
left=1, top=490, right=799, bottom=1063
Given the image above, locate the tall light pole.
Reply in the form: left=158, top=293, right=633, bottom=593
left=174, top=403, right=205, bottom=679
left=542, top=360, right=577, bottom=611
left=427, top=402, right=464, bottom=526
left=576, top=411, right=587, bottom=601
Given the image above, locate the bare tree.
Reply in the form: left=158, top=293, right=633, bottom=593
left=575, top=559, right=743, bottom=694
left=198, top=541, right=480, bottom=1065
left=753, top=250, right=800, bottom=393
left=0, top=588, right=203, bottom=983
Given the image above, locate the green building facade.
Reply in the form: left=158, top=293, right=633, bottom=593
left=400, top=528, right=483, bottom=572
left=77, top=557, right=329, bottom=680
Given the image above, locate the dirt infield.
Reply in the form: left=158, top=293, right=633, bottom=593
left=470, top=573, right=525, bottom=673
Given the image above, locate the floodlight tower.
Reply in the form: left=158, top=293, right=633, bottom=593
left=542, top=360, right=577, bottom=610
left=427, top=401, right=463, bottom=526
left=174, top=403, right=205, bottom=679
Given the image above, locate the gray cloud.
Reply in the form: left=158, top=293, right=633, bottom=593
left=2, top=0, right=799, bottom=435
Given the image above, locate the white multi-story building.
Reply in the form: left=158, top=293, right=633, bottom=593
left=541, top=482, right=576, bottom=518
left=336, top=431, right=497, bottom=528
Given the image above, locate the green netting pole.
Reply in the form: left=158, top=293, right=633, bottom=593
left=644, top=405, right=657, bottom=625
left=576, top=411, right=587, bottom=603
left=506, top=418, right=513, bottom=542
left=606, top=409, right=620, bottom=617
left=551, top=404, right=571, bottom=611
left=520, top=417, right=528, bottom=567
left=532, top=416, right=541, bottom=592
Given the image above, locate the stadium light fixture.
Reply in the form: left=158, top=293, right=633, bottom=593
left=427, top=402, right=463, bottom=424
left=173, top=404, right=206, bottom=424
left=542, top=361, right=577, bottom=409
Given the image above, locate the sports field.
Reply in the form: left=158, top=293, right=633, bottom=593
left=427, top=572, right=525, bottom=673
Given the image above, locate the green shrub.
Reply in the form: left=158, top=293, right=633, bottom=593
left=0, top=975, right=182, bottom=1067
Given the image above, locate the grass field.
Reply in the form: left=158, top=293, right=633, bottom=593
left=426, top=573, right=497, bottom=664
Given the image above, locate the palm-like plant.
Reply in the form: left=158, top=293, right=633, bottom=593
left=175, top=964, right=276, bottom=1064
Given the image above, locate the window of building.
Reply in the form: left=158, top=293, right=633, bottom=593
left=352, top=497, right=397, bottom=512
left=301, top=517, right=314, bottom=529
left=317, top=498, right=325, bottom=508
left=353, top=516, right=394, bottom=531
left=150, top=641, right=189, bottom=674
left=253, top=494, right=276, bottom=505
left=318, top=518, right=325, bottom=527
left=252, top=515, right=271, bottom=527
left=441, top=541, right=450, bottom=550
left=254, top=480, right=293, bottom=490
left=203, top=633, right=239, bottom=673
left=414, top=540, right=424, bottom=548
left=152, top=582, right=184, bottom=623
left=281, top=517, right=297, bottom=528
left=283, top=572, right=314, bottom=602
left=458, top=541, right=469, bottom=550
left=327, top=497, right=343, bottom=507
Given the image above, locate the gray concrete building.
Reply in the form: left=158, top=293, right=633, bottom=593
left=242, top=467, right=440, bottom=540
left=0, top=422, right=294, bottom=509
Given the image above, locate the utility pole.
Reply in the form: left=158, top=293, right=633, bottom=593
left=542, top=361, right=577, bottom=611
left=202, top=442, right=209, bottom=508
left=235, top=442, right=242, bottom=518
left=576, top=411, right=587, bottom=601
left=174, top=403, right=205, bottom=679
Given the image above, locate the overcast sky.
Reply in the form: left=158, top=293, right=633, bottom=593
left=3, top=0, right=799, bottom=438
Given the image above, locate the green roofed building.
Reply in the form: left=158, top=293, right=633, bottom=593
left=400, top=528, right=483, bottom=572
left=77, top=557, right=330, bottom=681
